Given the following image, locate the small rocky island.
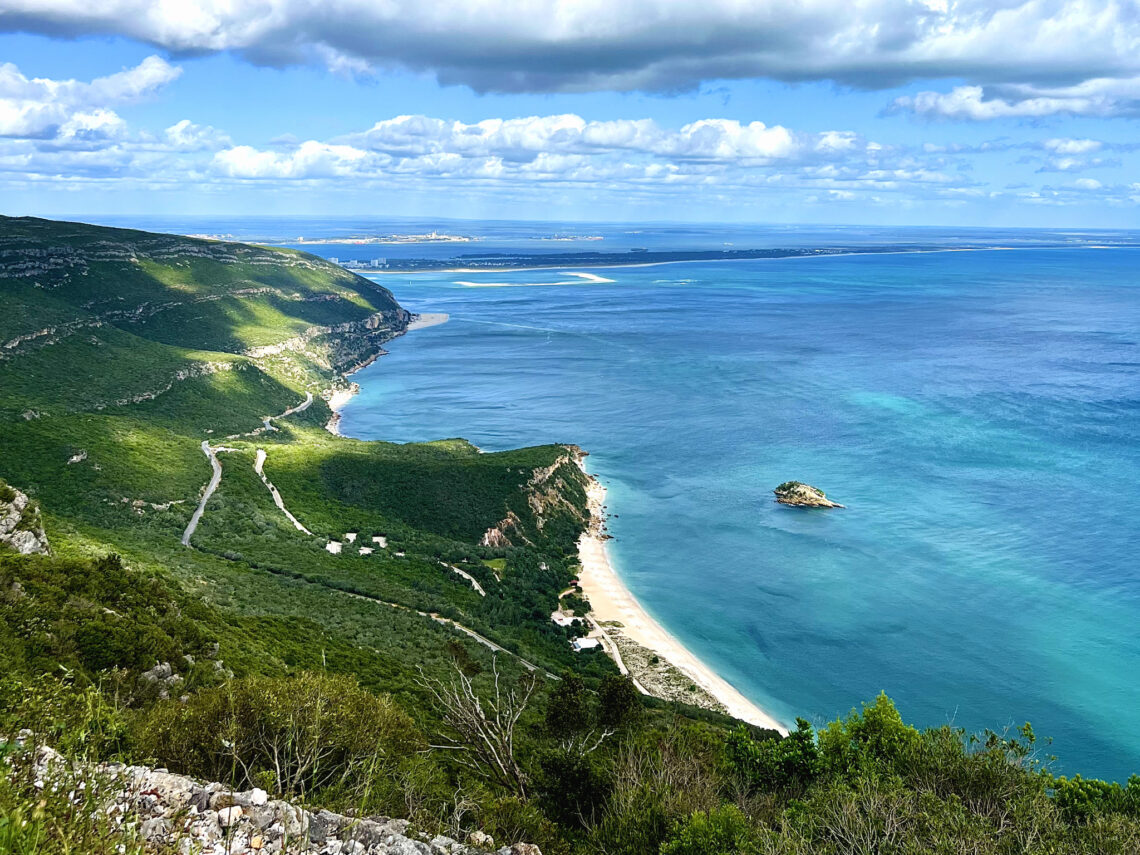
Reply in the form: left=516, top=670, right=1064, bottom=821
left=774, top=481, right=845, bottom=508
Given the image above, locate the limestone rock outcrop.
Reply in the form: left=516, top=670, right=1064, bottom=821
left=22, top=740, right=540, bottom=855
left=0, top=481, right=49, bottom=554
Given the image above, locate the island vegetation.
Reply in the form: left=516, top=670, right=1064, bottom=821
left=2, top=216, right=1139, bottom=854
left=773, top=481, right=845, bottom=508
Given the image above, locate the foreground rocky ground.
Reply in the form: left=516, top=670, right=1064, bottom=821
left=23, top=741, right=538, bottom=855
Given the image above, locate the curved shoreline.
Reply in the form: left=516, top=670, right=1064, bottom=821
left=575, top=460, right=788, bottom=734
left=324, top=312, right=450, bottom=435
left=327, top=309, right=787, bottom=732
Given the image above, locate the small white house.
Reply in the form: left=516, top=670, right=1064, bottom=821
left=551, top=611, right=582, bottom=628
left=572, top=637, right=602, bottom=653
left=394, top=551, right=405, bottom=557
left=372, top=535, right=388, bottom=548
left=325, top=541, right=342, bottom=555
left=359, top=546, right=373, bottom=555
left=345, top=532, right=358, bottom=543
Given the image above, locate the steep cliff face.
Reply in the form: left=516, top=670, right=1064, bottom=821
left=480, top=446, right=591, bottom=553
left=0, top=481, right=49, bottom=554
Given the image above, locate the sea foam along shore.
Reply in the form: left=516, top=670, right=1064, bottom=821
left=575, top=458, right=788, bottom=734
left=324, top=312, right=450, bottom=435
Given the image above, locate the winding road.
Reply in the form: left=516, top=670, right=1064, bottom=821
left=181, top=442, right=236, bottom=547
left=440, top=561, right=487, bottom=596
left=183, top=386, right=554, bottom=679
left=254, top=449, right=313, bottom=535
left=340, top=589, right=555, bottom=678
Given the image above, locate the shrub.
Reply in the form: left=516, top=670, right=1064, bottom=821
left=1050, top=773, right=1140, bottom=821
left=817, top=692, right=919, bottom=777
left=137, top=671, right=422, bottom=796
left=478, top=795, right=572, bottom=855
left=598, top=675, right=642, bottom=729
left=536, top=746, right=612, bottom=828
left=544, top=672, right=592, bottom=738
left=587, top=728, right=721, bottom=855
left=660, top=805, right=757, bottom=855
left=0, top=675, right=128, bottom=762
left=726, top=719, right=819, bottom=794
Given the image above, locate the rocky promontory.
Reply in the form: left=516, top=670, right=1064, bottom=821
left=773, top=481, right=845, bottom=509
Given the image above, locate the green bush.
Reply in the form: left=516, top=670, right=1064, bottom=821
left=817, top=691, right=920, bottom=776
left=726, top=718, right=819, bottom=793
left=477, top=795, right=572, bottom=855
left=1050, top=773, right=1140, bottom=821
left=0, top=675, right=128, bottom=762
left=661, top=805, right=757, bottom=855
left=137, top=671, right=422, bottom=796
left=598, top=675, right=643, bottom=729
left=536, top=747, right=612, bottom=828
left=544, top=672, right=593, bottom=737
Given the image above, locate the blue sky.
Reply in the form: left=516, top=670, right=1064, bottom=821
left=1, top=1, right=1139, bottom=227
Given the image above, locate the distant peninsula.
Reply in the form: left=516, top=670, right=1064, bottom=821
left=369, top=244, right=945, bottom=272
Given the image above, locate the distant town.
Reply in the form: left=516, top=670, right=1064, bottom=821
left=327, top=256, right=389, bottom=270
left=295, top=232, right=476, bottom=245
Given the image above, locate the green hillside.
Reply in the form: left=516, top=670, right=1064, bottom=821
left=0, top=216, right=605, bottom=687
left=3, top=216, right=1140, bottom=854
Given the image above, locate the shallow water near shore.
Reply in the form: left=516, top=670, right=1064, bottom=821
left=329, top=243, right=1140, bottom=781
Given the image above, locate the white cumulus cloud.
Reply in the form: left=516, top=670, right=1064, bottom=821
left=0, top=55, right=180, bottom=139
left=212, top=141, right=372, bottom=179
left=891, top=76, right=1140, bottom=121
left=345, top=114, right=836, bottom=165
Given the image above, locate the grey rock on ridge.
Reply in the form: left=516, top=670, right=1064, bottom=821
left=0, top=481, right=50, bottom=554
left=28, top=741, right=540, bottom=855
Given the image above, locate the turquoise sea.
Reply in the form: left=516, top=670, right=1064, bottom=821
left=101, top=217, right=1140, bottom=782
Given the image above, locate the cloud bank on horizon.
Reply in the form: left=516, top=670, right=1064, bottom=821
left=0, top=0, right=1138, bottom=224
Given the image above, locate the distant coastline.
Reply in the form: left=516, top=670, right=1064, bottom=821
left=357, top=243, right=1132, bottom=277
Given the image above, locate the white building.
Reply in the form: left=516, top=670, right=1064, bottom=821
left=572, top=637, right=602, bottom=652
left=372, top=535, right=388, bottom=548
left=551, top=611, right=582, bottom=628
left=325, top=541, right=342, bottom=554
left=358, top=546, right=373, bottom=555
left=345, top=532, right=357, bottom=543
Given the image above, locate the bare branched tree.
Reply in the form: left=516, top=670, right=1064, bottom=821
left=560, top=728, right=614, bottom=758
left=419, top=657, right=537, bottom=799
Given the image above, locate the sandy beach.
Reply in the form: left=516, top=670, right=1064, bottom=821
left=455, top=272, right=616, bottom=287
left=575, top=459, right=788, bottom=734
left=407, top=312, right=451, bottom=330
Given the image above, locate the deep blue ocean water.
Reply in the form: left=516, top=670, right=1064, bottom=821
left=112, top=217, right=1140, bottom=781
